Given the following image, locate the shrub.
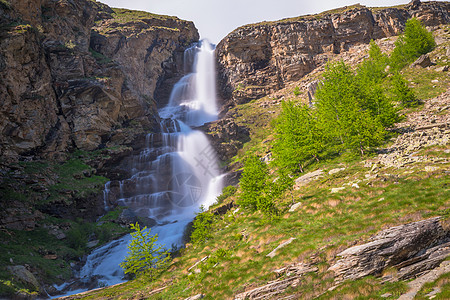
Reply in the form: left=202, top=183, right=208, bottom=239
left=237, top=155, right=269, bottom=210
left=190, top=208, right=215, bottom=245
left=120, top=223, right=170, bottom=279
left=390, top=18, right=436, bottom=70
left=215, top=185, right=237, bottom=205
left=272, top=100, right=324, bottom=173
left=390, top=72, right=419, bottom=107
left=293, top=86, right=301, bottom=96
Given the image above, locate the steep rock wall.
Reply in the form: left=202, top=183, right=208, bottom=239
left=216, top=0, right=450, bottom=107
left=0, top=0, right=199, bottom=160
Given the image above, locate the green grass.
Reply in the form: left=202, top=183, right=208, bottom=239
left=75, top=150, right=449, bottom=299
left=402, top=67, right=449, bottom=100
left=415, top=272, right=450, bottom=300
left=111, top=8, right=177, bottom=23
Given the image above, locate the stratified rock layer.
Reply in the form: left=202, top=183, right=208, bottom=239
left=329, top=217, right=450, bottom=282
left=216, top=1, right=450, bottom=107
left=0, top=0, right=199, bottom=159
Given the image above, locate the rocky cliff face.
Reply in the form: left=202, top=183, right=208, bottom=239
left=0, top=0, right=198, bottom=160
left=216, top=0, right=450, bottom=107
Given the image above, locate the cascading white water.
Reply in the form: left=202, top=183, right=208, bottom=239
left=53, top=40, right=223, bottom=297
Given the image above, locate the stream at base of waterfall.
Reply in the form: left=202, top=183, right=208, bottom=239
left=53, top=40, right=223, bottom=297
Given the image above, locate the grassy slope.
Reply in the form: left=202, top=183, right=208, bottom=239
left=67, top=26, right=449, bottom=300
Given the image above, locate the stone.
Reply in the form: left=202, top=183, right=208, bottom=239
left=235, top=263, right=317, bottom=300
left=294, top=169, right=324, bottom=189
left=267, top=238, right=296, bottom=258
left=331, top=187, right=345, bottom=193
left=352, top=183, right=360, bottom=189
left=288, top=202, right=302, bottom=212
left=435, top=65, right=449, bottom=72
left=86, top=240, right=99, bottom=248
left=7, top=265, right=40, bottom=292
left=380, top=293, right=392, bottom=298
left=411, top=54, right=433, bottom=68
left=184, top=294, right=204, bottom=300
left=329, top=217, right=450, bottom=283
left=329, top=167, right=346, bottom=175
left=216, top=2, right=449, bottom=108
left=398, top=261, right=450, bottom=300
left=425, top=166, right=438, bottom=172
left=0, top=0, right=199, bottom=159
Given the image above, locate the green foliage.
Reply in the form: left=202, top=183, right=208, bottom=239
left=120, top=223, right=170, bottom=279
left=272, top=100, right=324, bottom=173
left=190, top=208, right=215, bottom=245
left=315, top=61, right=386, bottom=155
left=293, top=86, right=301, bottom=96
left=390, top=18, right=436, bottom=70
left=238, top=155, right=277, bottom=216
left=89, top=48, right=112, bottom=64
left=215, top=185, right=237, bottom=205
left=390, top=72, right=419, bottom=107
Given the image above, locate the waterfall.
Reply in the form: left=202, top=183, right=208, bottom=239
left=54, top=40, right=223, bottom=296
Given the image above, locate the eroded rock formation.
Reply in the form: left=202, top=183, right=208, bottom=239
left=216, top=0, right=450, bottom=107
left=0, top=0, right=199, bottom=160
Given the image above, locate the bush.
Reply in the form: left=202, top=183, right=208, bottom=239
left=390, top=72, right=419, bottom=107
left=390, top=18, right=436, bottom=70
left=237, top=155, right=269, bottom=210
left=120, top=223, right=170, bottom=279
left=215, top=185, right=237, bottom=205
left=293, top=86, right=301, bottom=96
left=190, top=208, right=215, bottom=245
left=272, top=101, right=324, bottom=173
left=238, top=155, right=277, bottom=216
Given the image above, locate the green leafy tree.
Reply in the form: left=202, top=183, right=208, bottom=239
left=356, top=41, right=399, bottom=127
left=120, top=223, right=170, bottom=279
left=390, top=18, right=436, bottom=70
left=390, top=72, right=419, bottom=107
left=272, top=100, right=324, bottom=173
left=238, top=155, right=276, bottom=216
left=190, top=207, right=215, bottom=245
left=238, top=155, right=268, bottom=210
left=315, top=61, right=387, bottom=155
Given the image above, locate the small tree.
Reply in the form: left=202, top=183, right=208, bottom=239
left=120, top=223, right=170, bottom=279
left=190, top=207, right=214, bottom=245
left=315, top=61, right=387, bottom=155
left=390, top=72, right=419, bottom=107
left=390, top=18, right=436, bottom=70
left=238, top=155, right=268, bottom=210
left=272, top=100, right=324, bottom=173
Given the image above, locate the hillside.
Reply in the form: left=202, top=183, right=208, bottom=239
left=0, top=0, right=449, bottom=299
left=57, top=2, right=450, bottom=300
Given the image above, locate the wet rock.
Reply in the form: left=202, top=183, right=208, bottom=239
left=200, top=118, right=251, bottom=163
left=7, top=265, right=40, bottom=292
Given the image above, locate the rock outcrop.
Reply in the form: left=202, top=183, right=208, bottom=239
left=0, top=0, right=199, bottom=160
left=216, top=0, right=450, bottom=107
left=329, top=217, right=450, bottom=282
